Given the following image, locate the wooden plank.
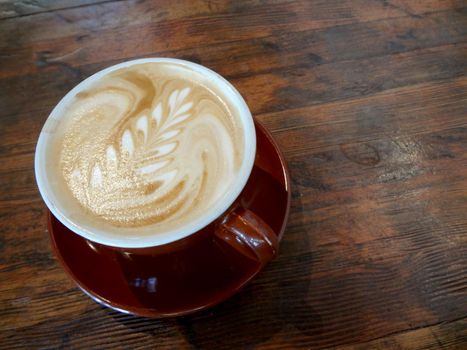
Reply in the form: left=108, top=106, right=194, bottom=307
left=234, top=43, right=467, bottom=115
left=1, top=6, right=466, bottom=80
left=331, top=318, right=467, bottom=350
left=2, top=2, right=466, bottom=79
left=4, top=0, right=463, bottom=46
left=0, top=0, right=115, bottom=19
left=0, top=0, right=325, bottom=47
left=260, top=76, right=467, bottom=155
left=1, top=40, right=465, bottom=122
left=1, top=300, right=192, bottom=349
left=284, top=128, right=467, bottom=258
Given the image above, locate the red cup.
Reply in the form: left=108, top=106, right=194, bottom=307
left=36, top=59, right=291, bottom=316
left=48, top=120, right=291, bottom=317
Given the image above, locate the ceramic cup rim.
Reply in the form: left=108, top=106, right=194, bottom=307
left=35, top=58, right=256, bottom=248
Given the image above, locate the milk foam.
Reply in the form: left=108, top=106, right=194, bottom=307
left=55, top=63, right=244, bottom=230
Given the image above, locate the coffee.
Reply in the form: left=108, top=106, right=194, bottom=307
left=47, top=62, right=245, bottom=235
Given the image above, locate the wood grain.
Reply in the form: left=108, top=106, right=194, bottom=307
left=1, top=1, right=466, bottom=79
left=333, top=318, right=467, bottom=350
left=1, top=0, right=466, bottom=349
left=2, top=42, right=466, bottom=120
left=0, top=0, right=116, bottom=19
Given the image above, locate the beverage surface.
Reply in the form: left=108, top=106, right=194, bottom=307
left=52, top=62, right=244, bottom=232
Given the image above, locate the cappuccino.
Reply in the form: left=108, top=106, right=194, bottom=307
left=46, top=62, right=245, bottom=235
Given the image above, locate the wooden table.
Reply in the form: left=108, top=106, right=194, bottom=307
left=1, top=1, right=466, bottom=348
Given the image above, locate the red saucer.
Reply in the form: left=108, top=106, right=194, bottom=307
left=48, top=120, right=291, bottom=317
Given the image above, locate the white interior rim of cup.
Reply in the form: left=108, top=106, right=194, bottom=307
left=34, top=57, right=256, bottom=248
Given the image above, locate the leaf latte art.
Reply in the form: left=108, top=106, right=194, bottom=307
left=58, top=63, right=244, bottom=230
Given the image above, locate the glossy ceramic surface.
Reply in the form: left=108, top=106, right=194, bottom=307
left=48, top=120, right=291, bottom=317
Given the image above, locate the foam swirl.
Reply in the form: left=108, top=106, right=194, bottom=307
left=58, top=63, right=244, bottom=228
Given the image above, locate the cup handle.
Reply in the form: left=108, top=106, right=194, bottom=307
left=215, top=208, right=278, bottom=265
